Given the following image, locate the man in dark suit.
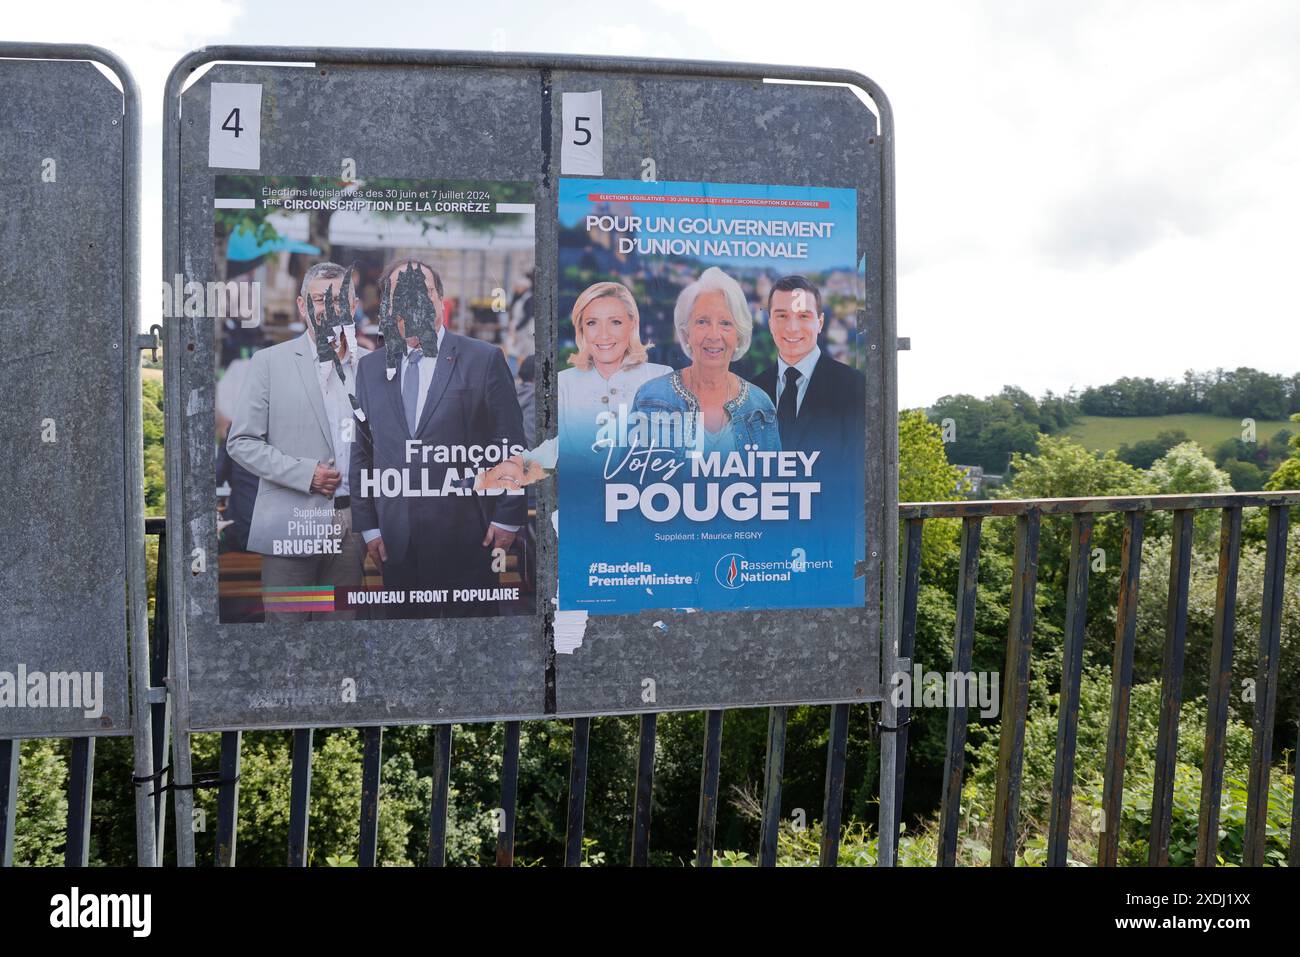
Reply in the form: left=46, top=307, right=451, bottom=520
left=755, top=275, right=866, bottom=467
left=349, top=259, right=528, bottom=618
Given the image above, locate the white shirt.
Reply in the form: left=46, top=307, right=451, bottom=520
left=303, top=332, right=365, bottom=497
left=362, top=326, right=517, bottom=541
left=558, top=360, right=673, bottom=447
left=776, top=345, right=821, bottom=416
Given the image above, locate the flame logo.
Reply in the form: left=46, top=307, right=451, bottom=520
left=714, top=553, right=745, bottom=589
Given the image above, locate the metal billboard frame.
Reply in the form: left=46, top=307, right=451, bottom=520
left=163, top=45, right=897, bottom=866
left=0, top=41, right=156, bottom=867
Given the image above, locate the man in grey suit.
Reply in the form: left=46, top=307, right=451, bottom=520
left=227, top=262, right=369, bottom=621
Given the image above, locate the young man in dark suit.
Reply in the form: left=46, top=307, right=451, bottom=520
left=755, top=275, right=866, bottom=466
left=349, top=259, right=528, bottom=618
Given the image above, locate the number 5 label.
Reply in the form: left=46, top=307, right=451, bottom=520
left=209, top=83, right=263, bottom=170
left=561, top=90, right=603, bottom=176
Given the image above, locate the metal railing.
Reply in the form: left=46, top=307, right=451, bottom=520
left=896, top=492, right=1298, bottom=867
left=3, top=491, right=1297, bottom=866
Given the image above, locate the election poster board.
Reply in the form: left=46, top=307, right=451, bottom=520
left=213, top=175, right=536, bottom=625
left=556, top=178, right=865, bottom=614
left=169, top=55, right=889, bottom=730
left=0, top=56, right=136, bottom=738
left=544, top=68, right=886, bottom=716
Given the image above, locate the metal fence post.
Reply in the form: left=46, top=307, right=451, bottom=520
left=696, top=710, right=724, bottom=867
left=65, top=738, right=95, bottom=867
left=1047, top=513, right=1094, bottom=867
left=1149, top=509, right=1194, bottom=865
left=819, top=704, right=851, bottom=867
left=992, top=507, right=1041, bottom=867
left=287, top=728, right=314, bottom=867
left=496, top=722, right=521, bottom=867
left=1196, top=507, right=1240, bottom=867
left=631, top=713, right=657, bottom=866
left=1244, top=506, right=1289, bottom=866
left=758, top=706, right=789, bottom=866
left=427, top=724, right=453, bottom=867
left=1099, top=510, right=1144, bottom=867
left=938, top=516, right=982, bottom=866
left=216, top=731, right=242, bottom=867
left=0, top=740, right=17, bottom=867
left=564, top=718, right=591, bottom=867
left=148, top=519, right=171, bottom=863
left=358, top=727, right=383, bottom=866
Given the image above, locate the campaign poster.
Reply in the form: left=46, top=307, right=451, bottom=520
left=212, top=176, right=537, bottom=622
left=557, top=178, right=866, bottom=614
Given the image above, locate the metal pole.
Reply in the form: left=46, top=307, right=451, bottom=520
left=563, top=718, right=591, bottom=867
left=758, top=707, right=788, bottom=866
left=496, top=722, right=520, bottom=867
left=427, top=724, right=452, bottom=867
left=66, top=738, right=95, bottom=867
left=215, top=730, right=242, bottom=866
left=0, top=740, right=18, bottom=867
left=696, top=710, right=724, bottom=867
left=358, top=726, right=383, bottom=867
left=287, top=728, right=314, bottom=867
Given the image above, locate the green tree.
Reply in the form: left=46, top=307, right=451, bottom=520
left=142, top=378, right=166, bottom=513
left=1116, top=429, right=1189, bottom=469
left=1265, top=414, right=1300, bottom=491
left=1223, top=459, right=1266, bottom=491
left=1149, top=441, right=1233, bottom=543
left=899, top=408, right=969, bottom=566
left=14, top=740, right=68, bottom=866
left=999, top=436, right=1155, bottom=668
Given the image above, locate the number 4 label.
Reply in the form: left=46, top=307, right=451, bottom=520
left=561, top=91, right=603, bottom=176
left=209, top=83, right=263, bottom=170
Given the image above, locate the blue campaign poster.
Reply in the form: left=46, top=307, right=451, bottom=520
left=556, top=178, right=867, bottom=614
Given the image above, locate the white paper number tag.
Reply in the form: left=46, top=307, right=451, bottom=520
left=561, top=91, right=603, bottom=176
left=209, top=83, right=263, bottom=170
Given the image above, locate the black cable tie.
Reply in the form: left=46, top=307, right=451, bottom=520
left=133, top=765, right=238, bottom=796
left=156, top=771, right=239, bottom=796
left=132, top=763, right=171, bottom=785
left=877, top=717, right=910, bottom=733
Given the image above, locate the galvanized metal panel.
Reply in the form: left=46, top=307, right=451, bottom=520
left=547, top=70, right=885, bottom=716
left=167, top=50, right=889, bottom=732
left=0, top=55, right=134, bottom=738
left=172, top=61, right=548, bottom=730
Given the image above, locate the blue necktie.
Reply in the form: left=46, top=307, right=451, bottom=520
left=403, top=348, right=423, bottom=433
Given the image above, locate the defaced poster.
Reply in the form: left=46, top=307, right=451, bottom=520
left=212, top=175, right=538, bottom=623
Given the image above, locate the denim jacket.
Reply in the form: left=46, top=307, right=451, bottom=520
left=631, top=371, right=782, bottom=452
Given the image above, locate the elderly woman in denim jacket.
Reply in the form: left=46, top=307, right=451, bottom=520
left=632, top=266, right=781, bottom=454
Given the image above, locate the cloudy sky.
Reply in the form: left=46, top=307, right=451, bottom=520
left=12, top=0, right=1299, bottom=407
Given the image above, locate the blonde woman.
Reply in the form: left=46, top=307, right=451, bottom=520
left=559, top=281, right=670, bottom=444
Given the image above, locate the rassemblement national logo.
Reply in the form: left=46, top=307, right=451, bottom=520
left=714, top=553, right=745, bottom=589
left=714, top=552, right=815, bottom=590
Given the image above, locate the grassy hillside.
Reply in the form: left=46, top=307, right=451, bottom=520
left=1064, top=413, right=1295, bottom=453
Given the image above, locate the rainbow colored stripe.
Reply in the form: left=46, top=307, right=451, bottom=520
left=260, top=585, right=335, bottom=614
